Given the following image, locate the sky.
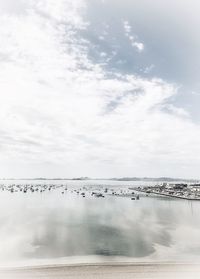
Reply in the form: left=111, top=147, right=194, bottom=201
left=0, top=0, right=200, bottom=179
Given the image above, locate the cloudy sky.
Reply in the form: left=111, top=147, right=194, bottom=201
left=0, top=0, right=200, bottom=179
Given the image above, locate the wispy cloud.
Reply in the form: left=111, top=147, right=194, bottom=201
left=123, top=20, right=144, bottom=52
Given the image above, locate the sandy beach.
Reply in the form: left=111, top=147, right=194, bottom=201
left=1, top=263, right=200, bottom=279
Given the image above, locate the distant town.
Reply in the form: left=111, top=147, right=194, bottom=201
left=136, top=183, right=200, bottom=200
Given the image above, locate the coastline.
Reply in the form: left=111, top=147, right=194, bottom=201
left=137, top=189, right=200, bottom=201
left=1, top=262, right=200, bottom=279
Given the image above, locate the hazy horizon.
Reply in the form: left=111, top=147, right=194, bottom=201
left=0, top=176, right=199, bottom=182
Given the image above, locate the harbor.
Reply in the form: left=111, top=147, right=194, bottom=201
left=0, top=182, right=141, bottom=200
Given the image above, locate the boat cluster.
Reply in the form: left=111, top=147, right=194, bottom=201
left=0, top=183, right=64, bottom=194
left=0, top=183, right=140, bottom=200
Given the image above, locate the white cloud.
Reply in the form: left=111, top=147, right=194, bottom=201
left=98, top=35, right=105, bottom=41
left=143, top=64, right=155, bottom=74
left=0, top=0, right=200, bottom=178
left=123, top=20, right=144, bottom=52
left=123, top=20, right=132, bottom=34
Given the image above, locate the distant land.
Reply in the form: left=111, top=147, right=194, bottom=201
left=0, top=177, right=199, bottom=182
left=109, top=177, right=200, bottom=182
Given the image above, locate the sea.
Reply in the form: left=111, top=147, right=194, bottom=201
left=0, top=179, right=200, bottom=267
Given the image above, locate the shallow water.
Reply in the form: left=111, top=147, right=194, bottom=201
left=0, top=179, right=200, bottom=266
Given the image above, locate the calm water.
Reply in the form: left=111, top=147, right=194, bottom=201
left=0, top=179, right=200, bottom=266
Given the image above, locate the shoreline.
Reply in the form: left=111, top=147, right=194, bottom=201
left=137, top=189, right=200, bottom=201
left=0, top=259, right=200, bottom=272
left=1, top=262, right=200, bottom=279
left=2, top=261, right=200, bottom=269
left=1, top=255, right=200, bottom=269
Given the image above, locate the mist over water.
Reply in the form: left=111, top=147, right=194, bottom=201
left=0, top=180, right=200, bottom=266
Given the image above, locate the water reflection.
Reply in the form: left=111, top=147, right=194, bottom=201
left=0, top=180, right=200, bottom=265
